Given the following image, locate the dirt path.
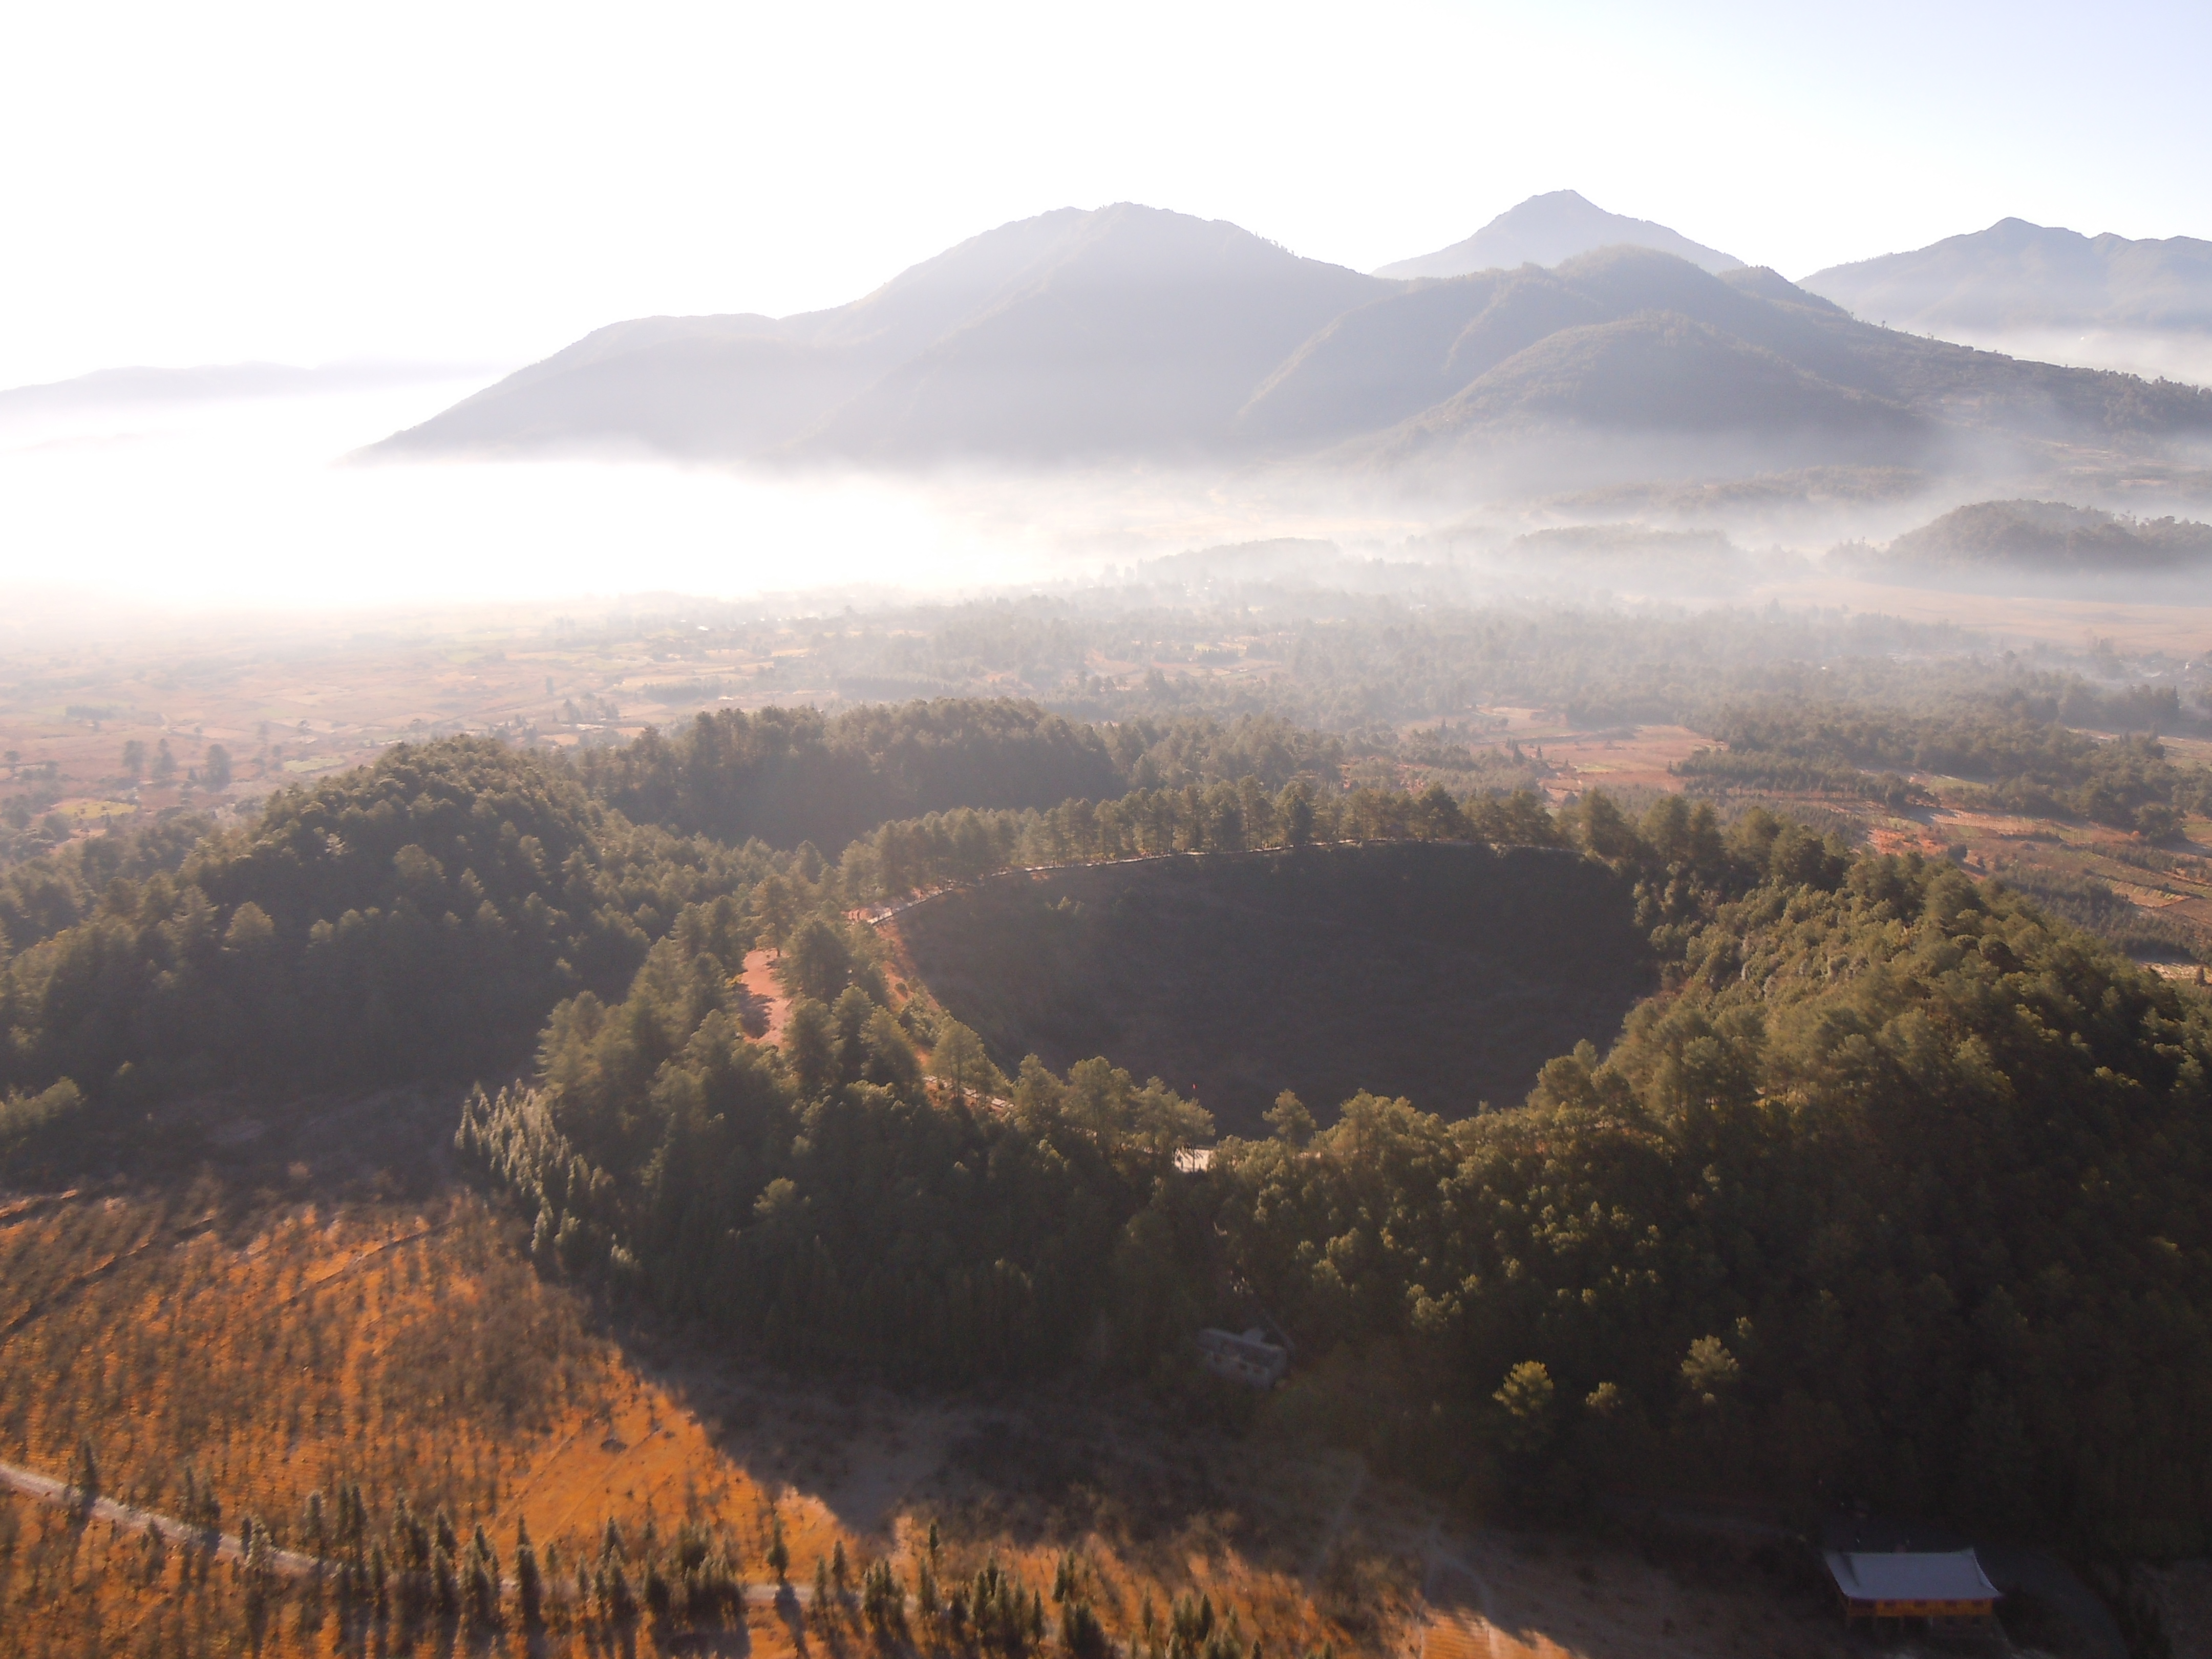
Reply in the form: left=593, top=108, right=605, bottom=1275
left=0, top=1457, right=320, bottom=1577
left=0, top=1189, right=82, bottom=1227
left=0, top=1210, right=218, bottom=1339
left=0, top=1454, right=828, bottom=1606
left=276, top=1218, right=453, bottom=1308
left=739, top=949, right=793, bottom=1047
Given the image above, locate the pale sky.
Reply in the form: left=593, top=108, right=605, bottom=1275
left=4, top=0, right=2209, bottom=389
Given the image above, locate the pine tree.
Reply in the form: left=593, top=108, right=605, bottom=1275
left=66, top=1437, right=98, bottom=1513
left=515, top=1517, right=543, bottom=1627
left=1062, top=1600, right=1109, bottom=1659
left=243, top=1516, right=276, bottom=1606
left=432, top=1541, right=458, bottom=1616
left=244, top=1530, right=276, bottom=1601
left=469, top=1524, right=501, bottom=1626
left=832, top=1538, right=849, bottom=1596
left=767, top=1515, right=790, bottom=1583
left=393, top=1495, right=428, bottom=1570
left=918, top=1559, right=941, bottom=1622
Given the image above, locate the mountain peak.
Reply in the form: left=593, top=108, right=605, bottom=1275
left=1375, top=192, right=1743, bottom=281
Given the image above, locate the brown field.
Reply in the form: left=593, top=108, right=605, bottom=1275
left=0, top=605, right=1324, bottom=838
left=1758, top=571, right=2212, bottom=660
left=0, top=1074, right=2020, bottom=1659
left=0, top=1091, right=1400, bottom=1658
left=0, top=604, right=820, bottom=830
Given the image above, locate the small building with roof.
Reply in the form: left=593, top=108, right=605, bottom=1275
left=1196, top=1326, right=1288, bottom=1388
left=1824, top=1548, right=2000, bottom=1626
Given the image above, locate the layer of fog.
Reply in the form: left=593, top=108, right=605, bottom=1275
left=1918, top=326, right=2212, bottom=389
left=0, top=380, right=1080, bottom=612
left=6, top=372, right=2210, bottom=626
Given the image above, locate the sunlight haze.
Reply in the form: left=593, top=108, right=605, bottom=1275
left=3, top=0, right=2207, bottom=385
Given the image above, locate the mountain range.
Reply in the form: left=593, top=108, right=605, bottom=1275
left=369, top=201, right=2212, bottom=473
left=1802, top=219, right=2212, bottom=338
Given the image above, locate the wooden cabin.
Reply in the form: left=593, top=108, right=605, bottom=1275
left=1824, top=1548, right=2000, bottom=1625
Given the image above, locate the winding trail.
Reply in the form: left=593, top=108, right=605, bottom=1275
left=0, top=1457, right=320, bottom=1577
left=0, top=1454, right=836, bottom=1608
left=0, top=1211, right=218, bottom=1340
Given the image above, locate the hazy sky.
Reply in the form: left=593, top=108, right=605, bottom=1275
left=4, top=0, right=2208, bottom=387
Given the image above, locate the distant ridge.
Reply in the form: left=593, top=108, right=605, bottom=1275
left=1801, top=219, right=2212, bottom=335
left=373, top=204, right=1386, bottom=464
left=1869, top=499, right=2212, bottom=576
left=368, top=205, right=2212, bottom=474
left=1375, top=190, right=1742, bottom=280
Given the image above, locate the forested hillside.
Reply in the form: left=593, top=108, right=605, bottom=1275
left=1207, top=837, right=2212, bottom=1556
left=456, top=774, right=2212, bottom=1556
left=5, top=708, right=2210, bottom=1562
left=1679, top=697, right=2210, bottom=835
left=0, top=739, right=770, bottom=1130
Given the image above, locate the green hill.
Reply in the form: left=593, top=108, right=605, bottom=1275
left=1881, top=498, right=2212, bottom=576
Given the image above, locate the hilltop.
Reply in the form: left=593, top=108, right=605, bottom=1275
left=1374, top=188, right=1742, bottom=279
left=371, top=204, right=1387, bottom=465
left=1838, top=497, right=2212, bottom=582
left=1802, top=217, right=2212, bottom=337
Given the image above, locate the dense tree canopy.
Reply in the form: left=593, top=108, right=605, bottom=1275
left=576, top=700, right=1122, bottom=851
left=1207, top=820, right=2212, bottom=1556
left=1682, top=698, right=2209, bottom=834
left=3, top=711, right=2206, bottom=1557
left=458, top=923, right=1212, bottom=1384
left=0, top=740, right=768, bottom=1102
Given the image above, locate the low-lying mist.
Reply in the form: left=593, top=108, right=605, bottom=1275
left=1926, top=326, right=2212, bottom=390
left=7, top=373, right=2212, bottom=627
left=0, top=382, right=1073, bottom=612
